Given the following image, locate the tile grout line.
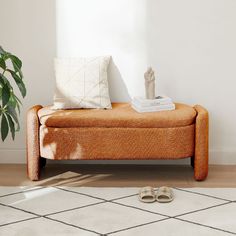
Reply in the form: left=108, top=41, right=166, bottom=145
left=107, top=215, right=236, bottom=236
left=46, top=188, right=166, bottom=218
left=54, top=186, right=106, bottom=201
left=174, top=201, right=233, bottom=218
left=0, top=186, right=163, bottom=219
left=55, top=186, right=146, bottom=202
left=110, top=199, right=235, bottom=220
left=43, top=216, right=101, bottom=235
left=0, top=202, right=41, bottom=217
left=0, top=186, right=160, bottom=222
left=107, top=199, right=236, bottom=234
left=173, top=187, right=234, bottom=202
left=106, top=218, right=170, bottom=235
left=107, top=203, right=236, bottom=236
left=0, top=186, right=108, bottom=220
left=0, top=186, right=46, bottom=199
left=57, top=192, right=169, bottom=218
left=0, top=216, right=40, bottom=228
left=46, top=187, right=173, bottom=234
left=0, top=186, right=108, bottom=221
left=0, top=212, right=101, bottom=235
left=0, top=186, right=234, bottom=203
left=46, top=200, right=171, bottom=235
left=0, top=187, right=144, bottom=234
left=106, top=193, right=139, bottom=202
left=110, top=201, right=171, bottom=218
left=106, top=202, right=236, bottom=235
left=45, top=201, right=107, bottom=217
left=11, top=186, right=233, bottom=228
left=5, top=186, right=234, bottom=203
left=0, top=199, right=102, bottom=234
left=175, top=218, right=236, bottom=235
left=0, top=186, right=236, bottom=235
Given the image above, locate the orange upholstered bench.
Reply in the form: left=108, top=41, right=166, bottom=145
left=26, top=103, right=208, bottom=181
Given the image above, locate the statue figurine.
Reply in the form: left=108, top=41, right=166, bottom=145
left=144, top=67, right=155, bottom=99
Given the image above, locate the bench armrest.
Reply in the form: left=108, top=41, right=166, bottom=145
left=193, top=105, right=209, bottom=180
left=26, top=105, right=43, bottom=180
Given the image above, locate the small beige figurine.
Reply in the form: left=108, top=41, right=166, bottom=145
left=144, top=67, right=155, bottom=99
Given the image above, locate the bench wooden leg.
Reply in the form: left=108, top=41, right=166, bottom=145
left=27, top=105, right=42, bottom=181
left=193, top=105, right=209, bottom=181
left=191, top=156, right=194, bottom=168
left=40, top=157, right=47, bottom=168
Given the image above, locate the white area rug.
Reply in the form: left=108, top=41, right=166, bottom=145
left=0, top=186, right=235, bottom=236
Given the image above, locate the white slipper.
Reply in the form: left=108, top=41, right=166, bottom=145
left=156, top=186, right=174, bottom=203
left=139, top=186, right=156, bottom=203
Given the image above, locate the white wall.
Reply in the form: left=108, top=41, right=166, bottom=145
left=0, top=0, right=56, bottom=162
left=0, top=0, right=236, bottom=164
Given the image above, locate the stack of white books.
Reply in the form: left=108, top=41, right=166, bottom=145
left=131, top=96, right=175, bottom=113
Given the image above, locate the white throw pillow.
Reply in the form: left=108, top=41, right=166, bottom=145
left=53, top=56, right=112, bottom=109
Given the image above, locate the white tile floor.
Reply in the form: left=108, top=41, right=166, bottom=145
left=0, top=186, right=235, bottom=236
left=114, top=188, right=226, bottom=217
left=0, top=217, right=96, bottom=236
left=0, top=187, right=102, bottom=215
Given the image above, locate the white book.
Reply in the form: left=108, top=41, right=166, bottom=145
left=132, top=103, right=175, bottom=113
left=132, top=100, right=173, bottom=109
left=133, top=96, right=172, bottom=107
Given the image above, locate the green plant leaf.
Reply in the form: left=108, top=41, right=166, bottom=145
left=0, top=46, right=25, bottom=141
left=13, top=94, right=22, bottom=105
left=13, top=94, right=21, bottom=114
left=7, top=70, right=26, bottom=97
left=8, top=55, right=23, bottom=78
left=16, top=103, right=20, bottom=114
left=8, top=95, right=17, bottom=108
left=0, top=46, right=6, bottom=54
left=0, top=76, right=5, bottom=87
left=6, top=113, right=15, bottom=140
left=6, top=106, right=20, bottom=131
left=0, top=57, right=6, bottom=70
left=10, top=55, right=22, bottom=69
left=0, top=73, right=7, bottom=84
left=7, top=95, right=21, bottom=115
left=1, top=113, right=9, bottom=141
left=8, top=94, right=22, bottom=114
left=2, top=84, right=11, bottom=107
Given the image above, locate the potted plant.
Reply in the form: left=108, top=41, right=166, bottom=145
left=0, top=46, right=26, bottom=141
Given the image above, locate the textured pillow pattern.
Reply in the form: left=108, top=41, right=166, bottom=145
left=53, top=56, right=112, bottom=109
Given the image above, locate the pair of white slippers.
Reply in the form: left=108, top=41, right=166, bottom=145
left=139, top=186, right=174, bottom=203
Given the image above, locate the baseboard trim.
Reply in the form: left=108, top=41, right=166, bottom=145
left=0, top=149, right=235, bottom=165
left=0, top=149, right=26, bottom=163
left=209, top=150, right=236, bottom=165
